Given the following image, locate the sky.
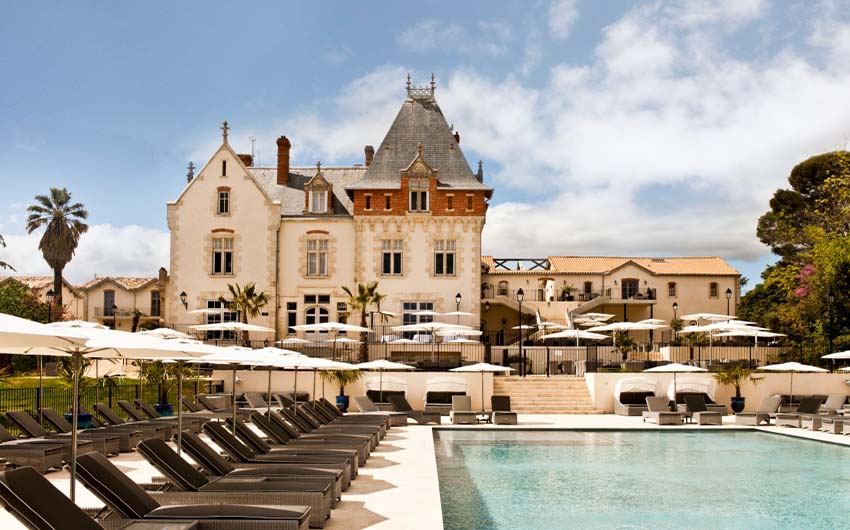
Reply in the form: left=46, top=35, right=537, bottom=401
left=2, top=0, right=850, bottom=288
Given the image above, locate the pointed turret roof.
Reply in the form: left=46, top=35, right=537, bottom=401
left=347, top=81, right=492, bottom=196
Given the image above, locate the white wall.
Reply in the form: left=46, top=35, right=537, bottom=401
left=585, top=372, right=850, bottom=413
left=216, top=369, right=493, bottom=411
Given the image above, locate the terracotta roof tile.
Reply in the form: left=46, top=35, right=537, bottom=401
left=77, top=276, right=157, bottom=291
left=481, top=256, right=739, bottom=276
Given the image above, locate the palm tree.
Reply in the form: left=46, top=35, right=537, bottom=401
left=26, top=188, right=88, bottom=307
left=220, top=282, right=269, bottom=346
left=0, top=235, right=14, bottom=271
left=342, top=281, right=384, bottom=363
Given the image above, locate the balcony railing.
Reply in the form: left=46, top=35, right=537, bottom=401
left=94, top=306, right=160, bottom=318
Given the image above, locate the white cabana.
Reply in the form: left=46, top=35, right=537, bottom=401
left=614, top=377, right=659, bottom=401
left=356, top=359, right=415, bottom=405
left=665, top=376, right=717, bottom=402
left=644, top=363, right=709, bottom=404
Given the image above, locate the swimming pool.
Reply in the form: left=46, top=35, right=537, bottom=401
left=434, top=430, right=850, bottom=530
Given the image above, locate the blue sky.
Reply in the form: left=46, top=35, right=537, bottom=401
left=2, top=0, right=850, bottom=287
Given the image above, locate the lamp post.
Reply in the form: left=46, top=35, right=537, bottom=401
left=179, top=291, right=188, bottom=309
left=672, top=302, right=678, bottom=321
left=483, top=301, right=491, bottom=363
left=725, top=288, right=732, bottom=316
left=517, top=288, right=525, bottom=377
left=41, top=289, right=55, bottom=424
left=455, top=292, right=462, bottom=325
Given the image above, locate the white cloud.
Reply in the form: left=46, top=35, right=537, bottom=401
left=0, top=224, right=169, bottom=284
left=664, top=0, right=766, bottom=28
left=548, top=0, right=579, bottom=39
left=396, top=19, right=510, bottom=57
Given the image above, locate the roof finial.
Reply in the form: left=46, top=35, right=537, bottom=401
left=221, top=120, right=230, bottom=144
left=430, top=73, right=436, bottom=92
left=406, top=73, right=411, bottom=94
left=186, top=161, right=195, bottom=183
left=417, top=143, right=423, bottom=156
left=316, top=161, right=322, bottom=173
left=476, top=160, right=484, bottom=183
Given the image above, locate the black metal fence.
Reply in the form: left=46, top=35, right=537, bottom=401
left=0, top=380, right=223, bottom=435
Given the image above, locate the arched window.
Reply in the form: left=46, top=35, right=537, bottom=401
left=709, top=282, right=719, bottom=298
left=668, top=282, right=677, bottom=297
left=305, top=306, right=329, bottom=325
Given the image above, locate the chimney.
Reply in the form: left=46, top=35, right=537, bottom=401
left=453, top=131, right=460, bottom=144
left=276, top=136, right=291, bottom=186
left=364, top=145, right=374, bottom=167
left=237, top=154, right=253, bottom=167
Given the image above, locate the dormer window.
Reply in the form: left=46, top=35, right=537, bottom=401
left=309, top=190, right=328, bottom=214
left=409, top=178, right=429, bottom=212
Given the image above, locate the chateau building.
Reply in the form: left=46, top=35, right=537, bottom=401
left=161, top=78, right=491, bottom=338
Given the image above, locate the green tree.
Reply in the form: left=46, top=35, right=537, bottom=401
left=0, top=235, right=14, bottom=271
left=219, top=282, right=269, bottom=346
left=342, top=281, right=384, bottom=363
left=26, top=188, right=89, bottom=308
left=0, top=281, right=56, bottom=372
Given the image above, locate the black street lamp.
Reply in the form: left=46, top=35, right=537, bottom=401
left=455, top=292, right=462, bottom=325
left=45, top=289, right=55, bottom=323
left=179, top=291, right=188, bottom=309
left=725, top=288, right=733, bottom=316
left=483, top=301, right=491, bottom=363
left=41, top=289, right=56, bottom=424
left=517, top=288, right=525, bottom=377
left=672, top=302, right=678, bottom=321
left=112, top=304, right=118, bottom=330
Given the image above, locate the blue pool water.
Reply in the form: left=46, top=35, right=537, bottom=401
left=434, top=430, right=850, bottom=530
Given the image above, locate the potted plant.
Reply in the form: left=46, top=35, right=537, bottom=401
left=320, top=370, right=362, bottom=412
left=142, top=361, right=189, bottom=416
left=714, top=365, right=763, bottom=413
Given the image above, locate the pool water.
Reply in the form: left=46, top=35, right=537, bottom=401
left=434, top=430, right=850, bottom=530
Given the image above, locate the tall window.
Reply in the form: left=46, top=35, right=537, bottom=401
left=498, top=281, right=508, bottom=296
left=222, top=160, right=227, bottom=176
left=103, top=290, right=115, bottom=316
left=709, top=282, right=719, bottom=298
left=384, top=195, right=392, bottom=210
left=217, top=190, right=230, bottom=215
left=365, top=195, right=372, bottom=210
left=668, top=282, right=677, bottom=297
left=446, top=195, right=454, bottom=211
left=402, top=301, right=434, bottom=339
left=150, top=291, right=161, bottom=317
left=310, top=190, right=328, bottom=214
left=409, top=178, right=429, bottom=212
left=286, top=302, right=297, bottom=333
left=381, top=239, right=403, bottom=276
left=434, top=239, right=456, bottom=276
left=205, top=300, right=238, bottom=340
left=466, top=194, right=473, bottom=211
left=212, top=237, right=234, bottom=275
left=306, top=239, right=328, bottom=277
left=622, top=279, right=639, bottom=299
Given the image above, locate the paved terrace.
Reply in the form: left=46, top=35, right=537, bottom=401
left=0, top=414, right=848, bottom=529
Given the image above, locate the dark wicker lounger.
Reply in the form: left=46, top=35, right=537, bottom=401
left=5, top=410, right=120, bottom=457
left=116, top=399, right=202, bottom=434
left=388, top=395, right=442, bottom=424
left=2, top=412, right=97, bottom=462
left=76, top=451, right=312, bottom=530
left=135, top=398, right=214, bottom=427
left=137, top=438, right=334, bottom=528
left=280, top=408, right=379, bottom=449
left=93, top=403, right=172, bottom=441
left=40, top=407, right=142, bottom=453
left=0, top=426, right=64, bottom=474
left=243, top=415, right=370, bottom=466
left=179, top=430, right=346, bottom=496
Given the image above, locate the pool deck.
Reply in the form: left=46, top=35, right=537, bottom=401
left=1, top=414, right=849, bottom=529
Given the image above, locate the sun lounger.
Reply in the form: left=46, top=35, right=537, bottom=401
left=5, top=409, right=121, bottom=456
left=450, top=395, right=477, bottom=425
left=0, top=466, right=204, bottom=530
left=388, top=395, right=442, bottom=424
left=642, top=396, right=683, bottom=425
left=684, top=395, right=723, bottom=425
left=0, top=426, right=64, bottom=474
left=283, top=407, right=380, bottom=449
left=818, top=415, right=845, bottom=434
left=819, top=393, right=847, bottom=415
left=39, top=407, right=141, bottom=453
left=775, top=397, right=823, bottom=428
left=203, top=421, right=358, bottom=478
left=179, top=430, right=347, bottom=495
left=265, top=410, right=377, bottom=457
left=734, top=395, right=782, bottom=426
left=491, top=396, right=518, bottom=425
left=137, top=438, right=333, bottom=528
left=2, top=412, right=98, bottom=462
left=75, top=451, right=312, bottom=530
left=116, top=399, right=202, bottom=434
left=351, top=396, right=409, bottom=427
left=93, top=403, right=173, bottom=440
left=230, top=417, right=369, bottom=466
left=196, top=394, right=252, bottom=420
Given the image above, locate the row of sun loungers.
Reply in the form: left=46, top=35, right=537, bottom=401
left=642, top=395, right=723, bottom=425
left=0, top=395, right=394, bottom=529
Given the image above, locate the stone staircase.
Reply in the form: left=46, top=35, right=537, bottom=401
left=492, top=376, right=603, bottom=414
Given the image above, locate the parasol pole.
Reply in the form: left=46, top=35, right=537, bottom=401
left=70, top=350, right=80, bottom=502
left=176, top=360, right=183, bottom=453
left=38, top=356, right=44, bottom=424
left=231, top=364, right=237, bottom=434
left=293, top=366, right=299, bottom=412
left=267, top=366, right=273, bottom=417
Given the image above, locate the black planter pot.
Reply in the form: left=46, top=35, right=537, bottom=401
left=155, top=403, right=174, bottom=417
left=64, top=413, right=93, bottom=429
left=730, top=397, right=746, bottom=414
left=336, top=395, right=350, bottom=413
